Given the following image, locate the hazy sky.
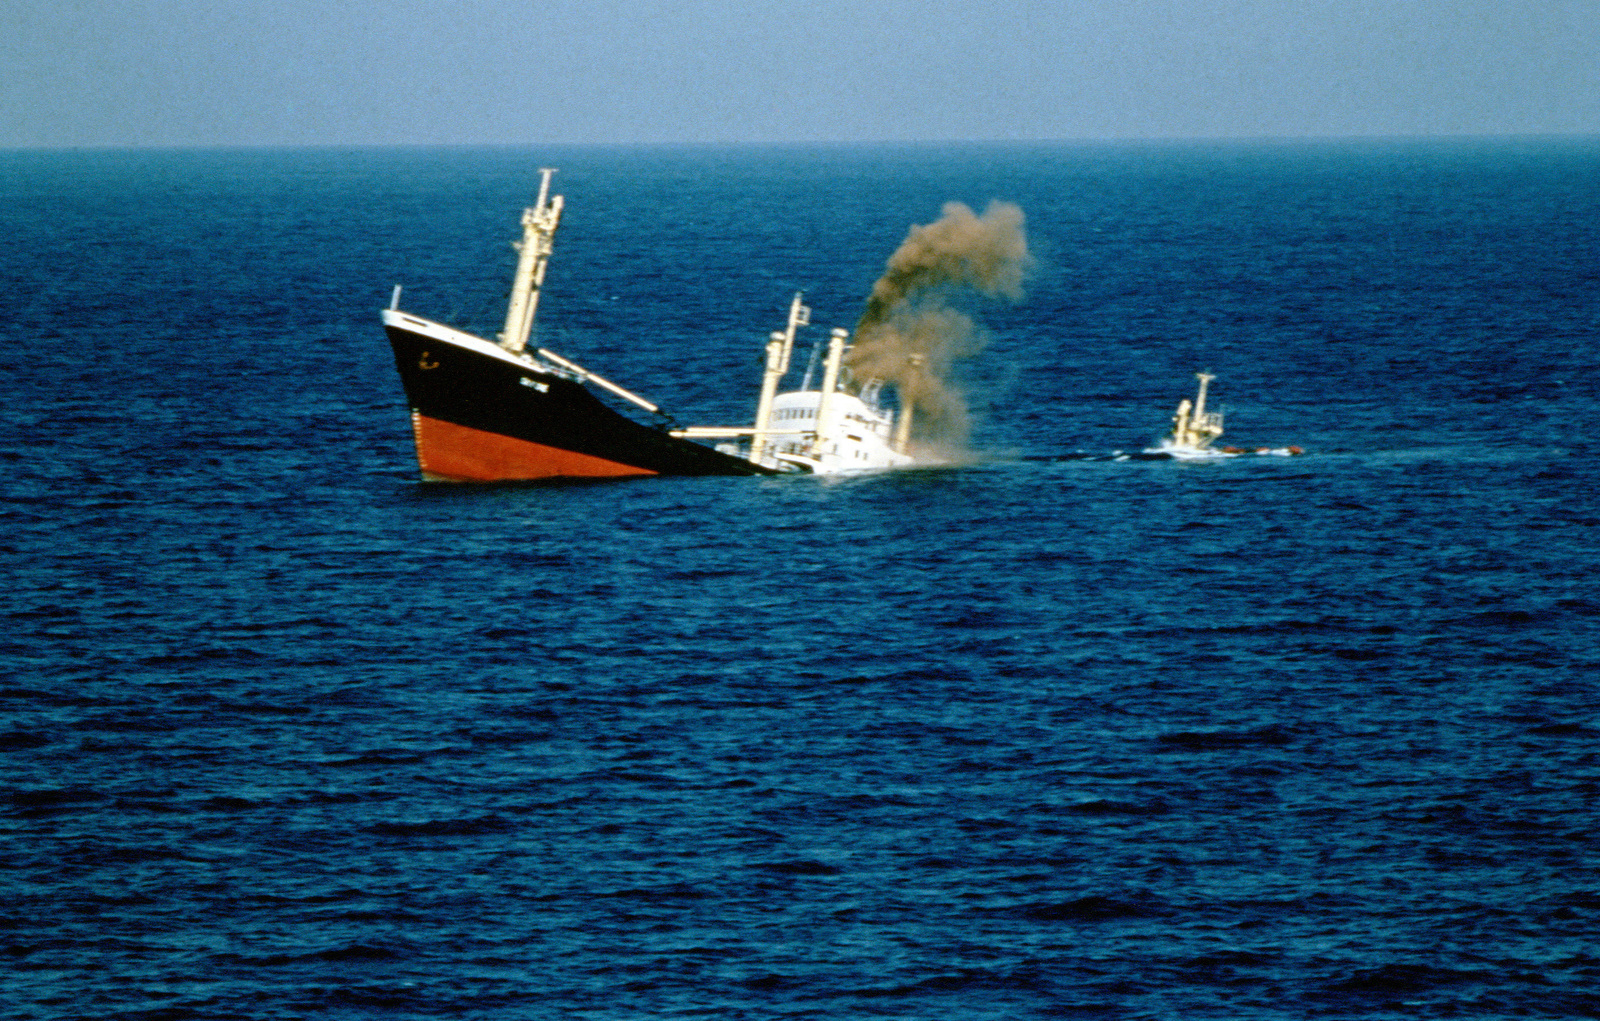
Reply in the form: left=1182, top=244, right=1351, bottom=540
left=3, top=0, right=1596, bottom=148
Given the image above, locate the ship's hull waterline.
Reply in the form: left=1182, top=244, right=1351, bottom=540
left=385, top=316, right=774, bottom=482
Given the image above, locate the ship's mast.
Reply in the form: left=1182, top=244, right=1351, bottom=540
left=811, top=328, right=849, bottom=460
left=748, top=293, right=808, bottom=466
left=1192, top=371, right=1215, bottom=428
left=500, top=168, right=564, bottom=353
left=1169, top=371, right=1222, bottom=448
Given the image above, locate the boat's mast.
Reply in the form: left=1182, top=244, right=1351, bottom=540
left=500, top=168, right=564, bottom=353
left=1192, top=372, right=1215, bottom=427
left=748, top=293, right=808, bottom=466
left=800, top=340, right=822, bottom=391
left=811, top=328, right=849, bottom=460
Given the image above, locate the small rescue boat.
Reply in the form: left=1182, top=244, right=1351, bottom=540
left=1145, top=372, right=1303, bottom=458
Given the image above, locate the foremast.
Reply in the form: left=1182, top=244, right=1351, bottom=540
left=499, top=168, right=564, bottom=353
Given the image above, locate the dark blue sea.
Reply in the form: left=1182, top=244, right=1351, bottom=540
left=3, top=139, right=1599, bottom=1019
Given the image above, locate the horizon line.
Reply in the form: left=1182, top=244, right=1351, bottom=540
left=4, top=131, right=1598, bottom=156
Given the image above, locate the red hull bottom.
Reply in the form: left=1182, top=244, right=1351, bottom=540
left=411, top=413, right=660, bottom=481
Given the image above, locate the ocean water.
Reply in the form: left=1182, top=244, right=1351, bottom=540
left=2, top=139, right=1599, bottom=1019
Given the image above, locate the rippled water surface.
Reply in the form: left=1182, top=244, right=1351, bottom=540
left=3, top=140, right=1599, bottom=1019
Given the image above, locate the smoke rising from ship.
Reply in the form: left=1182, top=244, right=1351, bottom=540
left=845, top=200, right=1031, bottom=445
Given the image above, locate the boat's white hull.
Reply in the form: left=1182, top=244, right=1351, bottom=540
left=1143, top=439, right=1304, bottom=459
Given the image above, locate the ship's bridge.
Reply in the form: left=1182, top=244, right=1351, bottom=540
left=766, top=388, right=905, bottom=471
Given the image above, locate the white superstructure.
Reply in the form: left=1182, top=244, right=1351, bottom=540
left=1142, top=372, right=1305, bottom=458
left=1147, top=371, right=1227, bottom=458
left=671, top=293, right=918, bottom=474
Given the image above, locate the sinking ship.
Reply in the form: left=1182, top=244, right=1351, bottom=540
left=382, top=170, right=916, bottom=481
left=1145, top=372, right=1302, bottom=458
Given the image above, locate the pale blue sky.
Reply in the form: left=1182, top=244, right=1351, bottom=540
left=2, top=0, right=1596, bottom=148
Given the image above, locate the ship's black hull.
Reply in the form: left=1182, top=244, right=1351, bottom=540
left=385, top=315, right=772, bottom=481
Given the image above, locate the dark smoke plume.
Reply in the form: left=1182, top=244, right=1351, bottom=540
left=845, top=200, right=1031, bottom=447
